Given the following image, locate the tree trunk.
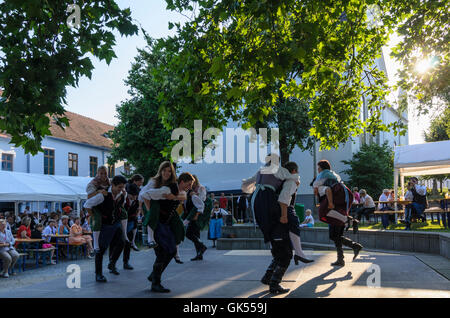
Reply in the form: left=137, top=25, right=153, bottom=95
left=280, top=134, right=289, bottom=166
left=277, top=95, right=290, bottom=166
left=432, top=179, right=439, bottom=195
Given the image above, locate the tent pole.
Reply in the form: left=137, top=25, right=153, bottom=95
left=77, top=199, right=81, bottom=217
left=400, top=174, right=405, bottom=199
left=394, top=169, right=399, bottom=223
left=14, top=201, right=18, bottom=218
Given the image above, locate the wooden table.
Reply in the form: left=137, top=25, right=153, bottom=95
left=15, top=238, right=44, bottom=269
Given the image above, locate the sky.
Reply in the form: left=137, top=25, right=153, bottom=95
left=64, top=0, right=431, bottom=145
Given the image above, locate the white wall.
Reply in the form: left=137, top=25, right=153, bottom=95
left=0, top=136, right=110, bottom=177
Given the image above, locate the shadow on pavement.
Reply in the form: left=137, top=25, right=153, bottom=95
left=287, top=267, right=353, bottom=298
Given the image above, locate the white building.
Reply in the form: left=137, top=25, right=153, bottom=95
left=0, top=111, right=129, bottom=213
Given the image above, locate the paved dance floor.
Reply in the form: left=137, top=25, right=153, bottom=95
left=1, top=235, right=449, bottom=298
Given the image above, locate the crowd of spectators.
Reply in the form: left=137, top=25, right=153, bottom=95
left=0, top=207, right=94, bottom=277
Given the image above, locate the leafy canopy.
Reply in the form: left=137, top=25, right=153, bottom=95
left=161, top=0, right=408, bottom=151
left=0, top=0, right=138, bottom=154
left=108, top=37, right=173, bottom=179
left=342, top=141, right=394, bottom=198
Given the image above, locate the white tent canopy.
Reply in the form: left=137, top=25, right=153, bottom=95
left=394, top=140, right=450, bottom=176
left=393, top=140, right=450, bottom=205
left=0, top=171, right=92, bottom=202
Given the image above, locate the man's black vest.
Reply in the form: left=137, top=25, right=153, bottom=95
left=97, top=192, right=125, bottom=225
left=126, top=198, right=139, bottom=221
left=411, top=187, right=427, bottom=206
left=185, top=189, right=195, bottom=213
left=159, top=183, right=180, bottom=223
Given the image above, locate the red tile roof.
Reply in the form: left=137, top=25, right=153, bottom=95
left=0, top=90, right=115, bottom=148
left=49, top=111, right=115, bottom=149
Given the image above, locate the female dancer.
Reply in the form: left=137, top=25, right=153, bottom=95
left=127, top=174, right=144, bottom=250
left=147, top=172, right=194, bottom=292
left=85, top=166, right=111, bottom=252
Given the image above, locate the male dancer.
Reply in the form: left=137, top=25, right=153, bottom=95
left=313, top=160, right=363, bottom=266
left=242, top=154, right=298, bottom=294
left=183, top=176, right=211, bottom=261
left=84, top=175, right=129, bottom=282
left=122, top=182, right=140, bottom=270
left=147, top=172, right=194, bottom=293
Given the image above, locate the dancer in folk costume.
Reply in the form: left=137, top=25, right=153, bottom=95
left=83, top=175, right=129, bottom=282
left=182, top=175, right=213, bottom=261
left=146, top=172, right=194, bottom=293
left=121, top=182, right=141, bottom=270
left=127, top=174, right=144, bottom=250
left=139, top=161, right=177, bottom=249
left=242, top=154, right=301, bottom=294
left=208, top=200, right=229, bottom=248
left=85, top=166, right=111, bottom=252
left=312, top=160, right=358, bottom=231
left=312, top=160, right=363, bottom=266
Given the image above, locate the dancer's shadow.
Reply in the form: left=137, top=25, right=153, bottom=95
left=287, top=267, right=353, bottom=298
left=248, top=267, right=353, bottom=298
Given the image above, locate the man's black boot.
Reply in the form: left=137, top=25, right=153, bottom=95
left=261, top=260, right=276, bottom=285
left=269, top=266, right=290, bottom=294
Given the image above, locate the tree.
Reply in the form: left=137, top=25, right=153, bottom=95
left=421, top=105, right=450, bottom=195
left=390, top=0, right=449, bottom=115
left=342, top=141, right=394, bottom=198
left=108, top=37, right=172, bottom=179
left=108, top=98, right=172, bottom=180
left=423, top=106, right=450, bottom=142
left=0, top=0, right=138, bottom=154
left=160, top=0, right=407, bottom=153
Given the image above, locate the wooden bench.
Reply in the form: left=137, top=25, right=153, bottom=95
left=23, top=247, right=56, bottom=268
left=0, top=252, right=28, bottom=274
left=63, top=242, right=87, bottom=260
left=424, top=207, right=445, bottom=213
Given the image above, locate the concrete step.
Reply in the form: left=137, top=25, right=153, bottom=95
left=218, top=226, right=449, bottom=258
left=216, top=237, right=353, bottom=251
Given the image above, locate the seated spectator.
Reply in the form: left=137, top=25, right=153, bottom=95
left=69, top=217, right=94, bottom=258
left=300, top=209, right=315, bottom=228
left=42, top=220, right=57, bottom=243
left=58, top=215, right=70, bottom=236
left=0, top=219, right=19, bottom=278
left=6, top=216, right=16, bottom=234
left=31, top=212, right=39, bottom=230
left=24, top=206, right=31, bottom=215
left=62, top=205, right=72, bottom=215
left=353, top=187, right=360, bottom=204
left=16, top=217, right=32, bottom=240
left=379, top=189, right=394, bottom=229
left=403, top=177, right=427, bottom=230
left=81, top=216, right=91, bottom=233
left=356, top=189, right=376, bottom=223
left=31, top=224, right=56, bottom=265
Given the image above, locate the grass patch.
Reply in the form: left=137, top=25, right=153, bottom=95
left=313, top=221, right=450, bottom=232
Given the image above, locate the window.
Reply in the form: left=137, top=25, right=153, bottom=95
left=89, top=156, right=98, bottom=177
left=108, top=164, right=115, bottom=178
left=124, top=162, right=131, bottom=175
left=44, top=149, right=55, bottom=175
left=1, top=153, right=13, bottom=171
left=68, top=153, right=78, bottom=176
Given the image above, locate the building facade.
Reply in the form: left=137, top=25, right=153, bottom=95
left=0, top=111, right=128, bottom=213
